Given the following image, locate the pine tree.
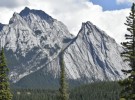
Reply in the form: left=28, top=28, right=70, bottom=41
left=119, top=3, right=135, bottom=100
left=58, top=51, right=69, bottom=100
left=0, top=48, right=12, bottom=100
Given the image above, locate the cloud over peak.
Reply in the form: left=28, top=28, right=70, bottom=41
left=0, top=0, right=29, bottom=8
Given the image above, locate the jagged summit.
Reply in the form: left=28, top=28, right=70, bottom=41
left=19, top=7, right=54, bottom=23
left=9, top=12, right=26, bottom=25
left=82, top=21, right=94, bottom=26
left=80, top=21, right=106, bottom=36
left=20, top=7, right=30, bottom=15
left=78, top=21, right=116, bottom=43
left=78, top=21, right=94, bottom=37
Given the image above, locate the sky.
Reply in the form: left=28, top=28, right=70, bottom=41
left=91, top=0, right=131, bottom=10
left=0, top=0, right=134, bottom=44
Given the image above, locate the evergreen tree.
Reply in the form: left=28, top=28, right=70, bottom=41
left=0, top=48, right=12, bottom=100
left=119, top=3, right=135, bottom=100
left=58, top=51, right=69, bottom=100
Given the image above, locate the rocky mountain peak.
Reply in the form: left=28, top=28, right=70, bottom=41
left=78, top=21, right=115, bottom=43
left=19, top=7, right=31, bottom=18
left=78, top=21, right=98, bottom=37
left=19, top=7, right=54, bottom=24
left=8, top=12, right=28, bottom=27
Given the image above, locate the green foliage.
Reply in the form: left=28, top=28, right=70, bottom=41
left=119, top=3, right=135, bottom=100
left=0, top=48, right=12, bottom=100
left=12, top=81, right=121, bottom=100
left=70, top=81, right=121, bottom=100
left=58, top=52, right=69, bottom=100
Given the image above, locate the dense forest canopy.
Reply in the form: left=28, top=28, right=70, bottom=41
left=12, top=81, right=121, bottom=100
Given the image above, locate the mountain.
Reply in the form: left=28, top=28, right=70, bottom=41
left=64, top=21, right=128, bottom=81
left=0, top=7, right=73, bottom=83
left=0, top=7, right=129, bottom=88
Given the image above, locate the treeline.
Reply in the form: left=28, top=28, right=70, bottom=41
left=70, top=81, right=121, bottom=100
left=12, top=89, right=57, bottom=100
left=12, top=81, right=121, bottom=100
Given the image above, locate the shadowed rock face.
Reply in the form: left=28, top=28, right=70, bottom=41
left=0, top=23, right=4, bottom=31
left=0, top=7, right=129, bottom=88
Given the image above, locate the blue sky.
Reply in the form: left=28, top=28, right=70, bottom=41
left=90, top=0, right=131, bottom=10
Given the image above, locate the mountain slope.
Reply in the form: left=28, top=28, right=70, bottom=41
left=13, top=20, right=129, bottom=88
left=64, top=21, right=128, bottom=81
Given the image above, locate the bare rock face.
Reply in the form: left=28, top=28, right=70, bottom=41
left=64, top=21, right=128, bottom=82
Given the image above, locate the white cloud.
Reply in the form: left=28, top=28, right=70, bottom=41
left=95, top=9, right=130, bottom=44
left=117, top=0, right=135, bottom=4
left=0, top=0, right=131, bottom=44
left=0, top=0, right=29, bottom=8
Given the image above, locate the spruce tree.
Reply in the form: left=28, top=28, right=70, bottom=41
left=0, top=48, right=12, bottom=100
left=58, top=51, right=69, bottom=100
left=119, top=3, right=135, bottom=100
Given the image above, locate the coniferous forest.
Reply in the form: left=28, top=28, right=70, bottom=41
left=12, top=81, right=121, bottom=100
